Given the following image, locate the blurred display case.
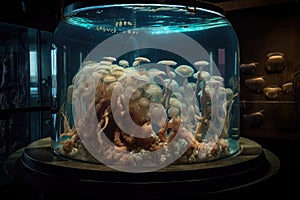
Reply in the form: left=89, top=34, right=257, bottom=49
left=0, top=22, right=53, bottom=160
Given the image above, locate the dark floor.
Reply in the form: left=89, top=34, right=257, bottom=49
left=244, top=136, right=299, bottom=198
left=0, top=136, right=299, bottom=200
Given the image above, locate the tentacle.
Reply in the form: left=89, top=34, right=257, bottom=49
left=157, top=119, right=169, bottom=142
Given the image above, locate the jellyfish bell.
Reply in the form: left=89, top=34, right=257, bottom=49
left=175, top=65, right=194, bottom=78
left=157, top=60, right=177, bottom=66
left=103, top=74, right=117, bottom=84
left=167, top=106, right=180, bottom=118
left=103, top=56, right=117, bottom=62
left=135, top=56, right=151, bottom=63
left=149, top=102, right=167, bottom=127
left=118, top=59, right=129, bottom=67
left=143, top=83, right=163, bottom=101
left=100, top=60, right=113, bottom=66
left=210, top=75, right=224, bottom=83
left=133, top=56, right=151, bottom=67
left=169, top=97, right=181, bottom=108
left=164, top=79, right=179, bottom=92
left=147, top=68, right=167, bottom=78
left=194, top=60, right=209, bottom=70
left=193, top=71, right=211, bottom=82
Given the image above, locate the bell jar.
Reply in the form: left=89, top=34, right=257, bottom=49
left=51, top=0, right=240, bottom=173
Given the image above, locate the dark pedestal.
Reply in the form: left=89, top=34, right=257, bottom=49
left=4, top=137, right=280, bottom=199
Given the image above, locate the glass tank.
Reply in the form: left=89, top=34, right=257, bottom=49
left=51, top=0, right=240, bottom=172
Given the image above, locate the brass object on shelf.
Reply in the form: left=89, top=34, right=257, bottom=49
left=243, top=109, right=265, bottom=129
left=245, top=77, right=265, bottom=93
left=263, top=85, right=282, bottom=99
left=240, top=62, right=258, bottom=75
left=281, top=82, right=293, bottom=94
left=265, top=52, right=286, bottom=73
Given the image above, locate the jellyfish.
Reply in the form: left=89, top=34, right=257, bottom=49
left=169, top=97, right=181, bottom=108
left=149, top=102, right=167, bottom=132
left=133, top=56, right=150, bottom=67
left=167, top=106, right=180, bottom=118
left=193, top=60, right=210, bottom=102
left=157, top=60, right=177, bottom=67
left=110, top=68, right=125, bottom=79
left=163, top=79, right=179, bottom=93
left=194, top=60, right=209, bottom=70
left=174, top=64, right=195, bottom=105
left=157, top=60, right=177, bottom=108
left=118, top=59, right=129, bottom=68
left=100, top=60, right=113, bottom=66
left=143, top=83, right=163, bottom=102
left=175, top=65, right=194, bottom=78
left=103, top=56, right=117, bottom=63
left=103, top=74, right=117, bottom=84
left=193, top=71, right=210, bottom=82
left=147, top=68, right=166, bottom=81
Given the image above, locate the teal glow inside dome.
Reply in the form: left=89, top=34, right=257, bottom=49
left=64, top=4, right=230, bottom=34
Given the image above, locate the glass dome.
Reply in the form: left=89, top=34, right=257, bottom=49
left=51, top=0, right=240, bottom=173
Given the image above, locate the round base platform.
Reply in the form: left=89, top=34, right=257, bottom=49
left=4, top=137, right=280, bottom=199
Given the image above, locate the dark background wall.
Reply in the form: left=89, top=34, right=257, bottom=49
left=0, top=0, right=61, bottom=32
left=227, top=3, right=300, bottom=140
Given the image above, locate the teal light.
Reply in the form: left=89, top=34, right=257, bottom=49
left=149, top=23, right=228, bottom=34
left=65, top=17, right=94, bottom=29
